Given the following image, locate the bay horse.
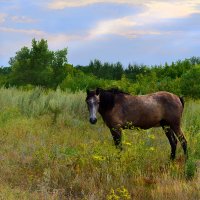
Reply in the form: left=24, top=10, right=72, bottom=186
left=86, top=88, right=187, bottom=160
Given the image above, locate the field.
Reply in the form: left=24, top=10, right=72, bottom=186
left=0, top=87, right=200, bottom=200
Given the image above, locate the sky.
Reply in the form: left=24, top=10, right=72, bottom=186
left=1, top=0, right=200, bottom=67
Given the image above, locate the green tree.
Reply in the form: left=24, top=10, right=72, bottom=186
left=113, top=62, right=123, bottom=80
left=9, top=46, right=32, bottom=85
left=135, top=71, right=158, bottom=94
left=29, top=39, right=53, bottom=86
left=9, top=39, right=68, bottom=88
left=0, top=67, right=11, bottom=86
left=51, top=48, right=68, bottom=88
left=124, top=64, right=150, bottom=82
left=77, top=59, right=124, bottom=80
left=60, top=68, right=104, bottom=92
left=180, top=65, right=200, bottom=98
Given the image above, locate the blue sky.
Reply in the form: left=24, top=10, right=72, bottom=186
left=1, top=0, right=200, bottom=67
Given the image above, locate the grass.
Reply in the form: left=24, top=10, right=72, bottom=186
left=0, top=87, right=200, bottom=199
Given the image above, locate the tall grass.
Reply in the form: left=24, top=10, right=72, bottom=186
left=0, top=87, right=199, bottom=199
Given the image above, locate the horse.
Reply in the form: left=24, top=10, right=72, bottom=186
left=86, top=88, right=187, bottom=160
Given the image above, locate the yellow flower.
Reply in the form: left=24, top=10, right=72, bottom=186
left=92, top=155, right=106, bottom=161
left=148, top=134, right=155, bottom=139
left=124, top=142, right=132, bottom=146
left=149, top=147, right=155, bottom=151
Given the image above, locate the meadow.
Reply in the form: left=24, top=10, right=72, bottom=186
left=0, top=87, right=200, bottom=200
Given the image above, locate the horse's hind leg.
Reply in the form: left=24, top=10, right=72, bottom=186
left=163, top=127, right=177, bottom=160
left=171, top=125, right=188, bottom=159
left=110, top=128, right=122, bottom=150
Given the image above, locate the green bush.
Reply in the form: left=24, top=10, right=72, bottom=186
left=181, top=65, right=200, bottom=98
left=185, top=158, right=196, bottom=180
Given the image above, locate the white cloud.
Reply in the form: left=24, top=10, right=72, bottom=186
left=49, top=0, right=191, bottom=9
left=89, top=17, right=136, bottom=37
left=86, top=1, right=200, bottom=39
left=47, top=0, right=200, bottom=40
left=0, top=26, right=80, bottom=65
left=0, top=26, right=81, bottom=49
left=11, top=15, right=37, bottom=23
left=88, top=16, right=160, bottom=39
left=47, top=0, right=138, bottom=9
left=0, top=13, right=7, bottom=23
left=1, top=0, right=200, bottom=66
left=0, top=27, right=45, bottom=36
left=47, top=0, right=200, bottom=11
left=46, top=33, right=82, bottom=49
left=141, top=1, right=200, bottom=20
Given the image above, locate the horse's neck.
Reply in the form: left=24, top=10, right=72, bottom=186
left=98, top=106, right=105, bottom=117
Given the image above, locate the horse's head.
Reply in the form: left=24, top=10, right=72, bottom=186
left=86, top=88, right=100, bottom=124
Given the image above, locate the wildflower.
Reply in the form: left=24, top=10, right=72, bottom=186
left=148, top=134, right=155, bottom=140
left=107, top=188, right=120, bottom=200
left=149, top=147, right=155, bottom=151
left=92, top=155, right=106, bottom=161
left=116, top=186, right=131, bottom=200
left=124, top=142, right=132, bottom=146
left=107, top=186, right=131, bottom=200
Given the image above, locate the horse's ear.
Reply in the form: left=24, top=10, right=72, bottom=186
left=96, top=87, right=101, bottom=95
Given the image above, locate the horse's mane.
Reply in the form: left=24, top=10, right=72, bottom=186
left=104, top=88, right=129, bottom=95
left=98, top=88, right=129, bottom=111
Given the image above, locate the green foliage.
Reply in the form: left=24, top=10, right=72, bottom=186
left=185, top=158, right=196, bottom=180
left=60, top=69, right=106, bottom=92
left=0, top=67, right=11, bottom=86
left=18, top=87, right=47, bottom=118
left=51, top=48, right=68, bottom=88
left=158, top=77, right=182, bottom=95
left=183, top=101, right=200, bottom=135
left=8, top=39, right=68, bottom=88
left=75, top=57, right=200, bottom=98
left=124, top=64, right=151, bottom=81
left=0, top=37, right=200, bottom=99
left=135, top=71, right=158, bottom=94
left=77, top=59, right=124, bottom=80
left=180, top=65, right=200, bottom=99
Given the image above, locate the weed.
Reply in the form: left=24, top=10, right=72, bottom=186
left=0, top=87, right=200, bottom=199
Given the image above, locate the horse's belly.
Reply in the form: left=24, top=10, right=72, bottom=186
left=126, top=116, right=162, bottom=129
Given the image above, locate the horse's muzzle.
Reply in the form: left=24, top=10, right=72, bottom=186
left=90, top=118, right=97, bottom=124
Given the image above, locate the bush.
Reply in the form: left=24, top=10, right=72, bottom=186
left=181, top=65, right=200, bottom=98
left=60, top=71, right=105, bottom=92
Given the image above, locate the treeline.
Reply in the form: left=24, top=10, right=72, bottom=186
left=0, top=39, right=200, bottom=98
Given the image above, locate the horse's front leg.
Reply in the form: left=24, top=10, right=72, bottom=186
left=110, top=128, right=122, bottom=150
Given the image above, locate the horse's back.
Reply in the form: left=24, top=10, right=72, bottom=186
left=117, top=91, right=183, bottom=128
left=151, top=91, right=183, bottom=113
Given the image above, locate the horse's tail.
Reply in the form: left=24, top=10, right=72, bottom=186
left=179, top=96, right=184, bottom=108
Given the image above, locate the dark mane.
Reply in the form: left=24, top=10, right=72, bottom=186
left=86, top=88, right=187, bottom=160
left=104, top=88, right=130, bottom=95
left=98, top=88, right=129, bottom=112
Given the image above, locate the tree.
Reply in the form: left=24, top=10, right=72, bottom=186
left=51, top=48, right=68, bottom=88
left=9, top=46, right=32, bottom=85
left=78, top=59, right=124, bottom=80
left=60, top=68, right=104, bottom=92
left=113, top=62, right=123, bottom=80
left=180, top=65, right=200, bottom=98
left=124, top=64, right=150, bottom=82
left=29, top=39, right=54, bottom=86
left=9, top=39, right=68, bottom=88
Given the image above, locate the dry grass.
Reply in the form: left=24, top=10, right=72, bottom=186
left=0, top=88, right=200, bottom=199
